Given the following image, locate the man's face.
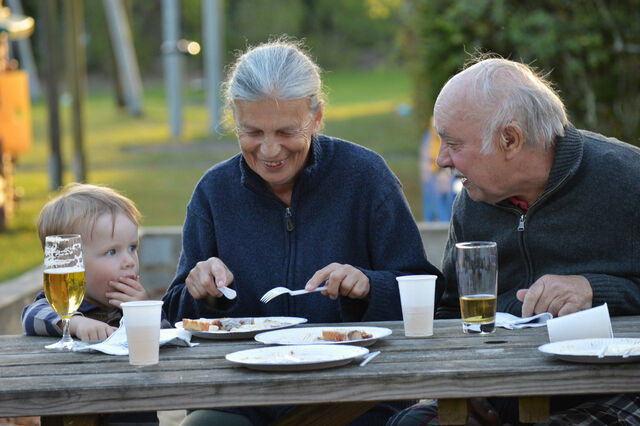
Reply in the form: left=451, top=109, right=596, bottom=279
left=82, top=213, right=139, bottom=309
left=434, top=91, right=510, bottom=204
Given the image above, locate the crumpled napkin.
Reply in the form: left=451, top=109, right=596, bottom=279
left=495, top=311, right=552, bottom=329
left=466, top=312, right=552, bottom=333
left=73, top=324, right=197, bottom=355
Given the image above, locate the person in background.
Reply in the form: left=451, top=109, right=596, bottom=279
left=420, top=117, right=457, bottom=222
left=162, top=37, right=443, bottom=426
left=22, top=183, right=158, bottom=425
left=389, top=55, right=640, bottom=425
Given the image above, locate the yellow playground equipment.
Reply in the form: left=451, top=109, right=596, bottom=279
left=0, top=1, right=33, bottom=229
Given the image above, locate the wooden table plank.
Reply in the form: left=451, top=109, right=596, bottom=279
left=1, top=317, right=639, bottom=419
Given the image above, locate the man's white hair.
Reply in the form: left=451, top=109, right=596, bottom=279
left=464, top=57, right=568, bottom=153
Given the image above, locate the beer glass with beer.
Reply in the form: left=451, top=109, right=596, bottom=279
left=455, top=241, right=498, bottom=334
left=43, top=234, right=86, bottom=350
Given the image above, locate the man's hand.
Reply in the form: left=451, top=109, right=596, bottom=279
left=69, top=316, right=117, bottom=342
left=185, top=257, right=235, bottom=306
left=517, top=274, right=593, bottom=317
left=305, top=263, right=370, bottom=300
left=106, top=275, right=148, bottom=308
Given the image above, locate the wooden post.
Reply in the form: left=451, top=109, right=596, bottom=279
left=438, top=398, right=467, bottom=425
left=64, top=0, right=87, bottom=183
left=40, top=0, right=63, bottom=190
left=519, top=396, right=550, bottom=423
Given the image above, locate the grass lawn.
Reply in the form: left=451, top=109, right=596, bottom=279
left=1, top=68, right=424, bottom=282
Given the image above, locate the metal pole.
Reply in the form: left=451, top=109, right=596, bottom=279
left=202, top=0, right=222, bottom=134
left=162, top=0, right=182, bottom=141
left=40, top=0, right=62, bottom=190
left=6, top=0, right=41, bottom=100
left=102, top=0, right=144, bottom=116
left=64, top=0, right=87, bottom=182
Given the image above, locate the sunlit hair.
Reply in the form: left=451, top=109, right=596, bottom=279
left=463, top=55, right=568, bottom=153
left=37, top=183, right=141, bottom=248
left=223, top=36, right=324, bottom=115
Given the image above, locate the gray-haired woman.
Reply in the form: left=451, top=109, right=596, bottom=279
left=163, top=38, right=443, bottom=426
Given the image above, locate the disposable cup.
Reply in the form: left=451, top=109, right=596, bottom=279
left=546, top=303, right=613, bottom=342
left=121, top=300, right=164, bottom=366
left=396, top=275, right=437, bottom=337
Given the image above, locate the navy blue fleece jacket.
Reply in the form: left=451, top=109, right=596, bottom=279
left=163, top=134, right=443, bottom=324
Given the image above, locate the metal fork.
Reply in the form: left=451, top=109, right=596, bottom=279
left=260, top=286, right=328, bottom=303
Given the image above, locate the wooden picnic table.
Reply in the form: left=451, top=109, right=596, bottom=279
left=1, top=317, right=640, bottom=425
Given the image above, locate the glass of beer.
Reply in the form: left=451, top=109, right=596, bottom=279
left=455, top=241, right=498, bottom=334
left=43, top=234, right=86, bottom=350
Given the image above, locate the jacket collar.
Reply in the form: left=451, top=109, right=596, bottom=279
left=544, top=123, right=583, bottom=192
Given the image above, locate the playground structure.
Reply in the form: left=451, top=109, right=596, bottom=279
left=0, top=1, right=32, bottom=230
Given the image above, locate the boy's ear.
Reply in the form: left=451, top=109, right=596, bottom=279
left=500, top=122, right=525, bottom=160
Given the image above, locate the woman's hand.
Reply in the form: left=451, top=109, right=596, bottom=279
left=305, top=263, right=370, bottom=300
left=106, top=275, right=148, bottom=308
left=69, top=316, right=117, bottom=342
left=186, top=257, right=235, bottom=305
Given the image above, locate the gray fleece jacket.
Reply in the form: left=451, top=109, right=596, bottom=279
left=437, top=124, right=640, bottom=318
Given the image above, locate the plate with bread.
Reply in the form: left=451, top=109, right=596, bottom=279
left=176, top=316, right=307, bottom=340
left=254, top=326, right=391, bottom=347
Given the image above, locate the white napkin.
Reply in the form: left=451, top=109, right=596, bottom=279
left=495, top=312, right=552, bottom=329
left=73, top=325, right=198, bottom=355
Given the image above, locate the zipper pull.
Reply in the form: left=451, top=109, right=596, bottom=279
left=517, top=214, right=526, bottom=231
left=285, top=207, right=294, bottom=232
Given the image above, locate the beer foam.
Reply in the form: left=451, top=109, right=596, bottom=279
left=44, top=267, right=85, bottom=274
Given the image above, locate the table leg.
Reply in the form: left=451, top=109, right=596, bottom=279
left=519, top=396, right=550, bottom=423
left=271, top=401, right=377, bottom=426
left=40, top=414, right=102, bottom=426
left=438, top=398, right=467, bottom=425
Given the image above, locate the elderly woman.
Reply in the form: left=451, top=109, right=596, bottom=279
left=163, top=39, right=442, bottom=425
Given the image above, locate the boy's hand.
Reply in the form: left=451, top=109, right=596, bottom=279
left=69, top=316, right=117, bottom=342
left=106, top=275, right=149, bottom=308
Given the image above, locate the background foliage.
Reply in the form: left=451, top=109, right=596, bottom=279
left=404, top=0, right=640, bottom=145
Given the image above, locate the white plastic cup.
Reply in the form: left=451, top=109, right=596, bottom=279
left=396, top=275, right=437, bottom=337
left=546, top=303, right=613, bottom=343
left=121, top=300, right=164, bottom=366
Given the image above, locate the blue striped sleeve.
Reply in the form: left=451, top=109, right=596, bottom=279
left=21, top=296, right=62, bottom=336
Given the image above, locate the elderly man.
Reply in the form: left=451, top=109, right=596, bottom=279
left=388, top=56, right=640, bottom=425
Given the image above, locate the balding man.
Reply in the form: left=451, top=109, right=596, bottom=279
left=388, top=56, right=640, bottom=425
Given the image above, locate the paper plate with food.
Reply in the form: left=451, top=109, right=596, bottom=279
left=226, top=344, right=370, bottom=371
left=175, top=316, right=307, bottom=340
left=254, top=326, right=391, bottom=347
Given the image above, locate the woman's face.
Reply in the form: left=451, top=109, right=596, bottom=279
left=234, top=98, right=323, bottom=201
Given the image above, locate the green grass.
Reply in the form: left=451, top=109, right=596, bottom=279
left=1, top=68, right=422, bottom=282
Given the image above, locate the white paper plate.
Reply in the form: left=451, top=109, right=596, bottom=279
left=226, top=344, right=369, bottom=371
left=538, top=338, right=640, bottom=363
left=255, top=326, right=391, bottom=347
left=175, top=316, right=307, bottom=340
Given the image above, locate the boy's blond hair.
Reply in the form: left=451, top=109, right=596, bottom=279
left=37, top=183, right=141, bottom=248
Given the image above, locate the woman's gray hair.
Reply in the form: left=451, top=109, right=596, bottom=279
left=224, top=38, right=324, bottom=114
left=465, top=57, right=568, bottom=152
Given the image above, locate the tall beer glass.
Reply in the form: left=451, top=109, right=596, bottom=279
left=455, top=241, right=498, bottom=334
left=43, top=234, right=86, bottom=350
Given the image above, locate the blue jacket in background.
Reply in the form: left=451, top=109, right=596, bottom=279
left=163, top=134, right=443, bottom=324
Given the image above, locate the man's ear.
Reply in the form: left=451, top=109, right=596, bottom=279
left=499, top=122, right=525, bottom=160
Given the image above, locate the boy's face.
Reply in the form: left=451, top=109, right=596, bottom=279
left=82, top=212, right=139, bottom=310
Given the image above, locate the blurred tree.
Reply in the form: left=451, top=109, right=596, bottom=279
left=405, top=0, right=640, bottom=146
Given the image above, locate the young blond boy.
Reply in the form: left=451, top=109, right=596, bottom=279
left=22, top=183, right=151, bottom=341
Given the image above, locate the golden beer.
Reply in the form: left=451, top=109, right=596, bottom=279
left=459, top=294, right=497, bottom=325
left=44, top=268, right=86, bottom=319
